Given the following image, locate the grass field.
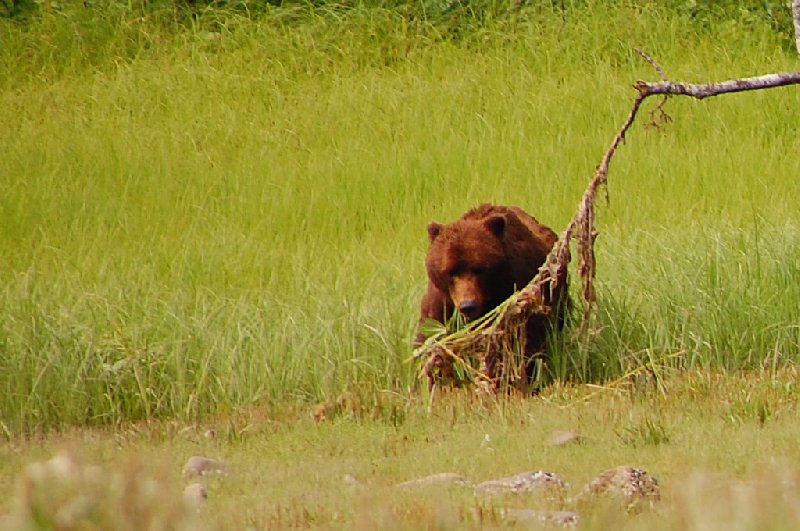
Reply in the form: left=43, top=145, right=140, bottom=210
left=4, top=372, right=800, bottom=529
left=1, top=1, right=800, bottom=527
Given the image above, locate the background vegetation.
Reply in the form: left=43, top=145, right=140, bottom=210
left=1, top=0, right=799, bottom=434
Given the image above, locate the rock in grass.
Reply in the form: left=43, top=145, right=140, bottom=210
left=342, top=474, right=361, bottom=486
left=548, top=430, right=584, bottom=446
left=24, top=451, right=82, bottom=483
left=183, top=482, right=208, bottom=509
left=18, top=454, right=203, bottom=530
left=577, top=465, right=660, bottom=511
left=474, top=470, right=568, bottom=499
left=500, top=508, right=579, bottom=528
left=182, top=456, right=228, bottom=478
left=395, top=472, right=467, bottom=489
left=342, top=474, right=366, bottom=492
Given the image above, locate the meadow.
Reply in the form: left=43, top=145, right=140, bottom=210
left=1, top=1, right=800, bottom=528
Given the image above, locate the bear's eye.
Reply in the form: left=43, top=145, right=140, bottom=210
left=446, top=265, right=465, bottom=277
left=472, top=267, right=487, bottom=276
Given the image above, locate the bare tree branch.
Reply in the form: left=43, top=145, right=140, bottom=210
left=794, top=0, right=800, bottom=57
left=634, top=49, right=667, bottom=81
left=414, top=55, right=800, bottom=393
left=635, top=72, right=800, bottom=99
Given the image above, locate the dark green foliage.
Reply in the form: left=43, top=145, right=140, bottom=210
left=2, top=1, right=795, bottom=77
left=0, top=0, right=36, bottom=18
left=678, top=0, right=796, bottom=50
left=1, top=1, right=795, bottom=93
left=3, top=0, right=796, bottom=40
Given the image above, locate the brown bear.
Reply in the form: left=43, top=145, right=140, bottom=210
left=415, top=204, right=568, bottom=384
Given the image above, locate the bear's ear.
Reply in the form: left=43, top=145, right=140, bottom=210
left=484, top=215, right=506, bottom=237
left=427, top=222, right=443, bottom=241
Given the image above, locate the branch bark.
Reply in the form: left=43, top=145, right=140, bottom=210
left=635, top=72, right=800, bottom=99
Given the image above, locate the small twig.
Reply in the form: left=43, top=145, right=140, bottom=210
left=635, top=49, right=669, bottom=130
left=634, top=48, right=667, bottom=81
left=645, top=96, right=672, bottom=129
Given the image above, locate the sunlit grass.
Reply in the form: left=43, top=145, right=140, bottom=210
left=1, top=1, right=799, bottom=433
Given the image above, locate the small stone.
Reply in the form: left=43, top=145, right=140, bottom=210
left=182, top=456, right=228, bottom=478
left=474, top=470, right=569, bottom=498
left=25, top=451, right=81, bottom=483
left=395, top=472, right=467, bottom=489
left=342, top=474, right=362, bottom=489
left=548, top=430, right=584, bottom=446
left=578, top=465, right=660, bottom=511
left=183, top=483, right=208, bottom=509
left=500, top=508, right=579, bottom=527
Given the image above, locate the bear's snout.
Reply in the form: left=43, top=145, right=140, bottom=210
left=450, top=276, right=485, bottom=321
left=458, top=300, right=481, bottom=320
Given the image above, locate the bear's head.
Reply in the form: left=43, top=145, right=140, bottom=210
left=425, top=214, right=513, bottom=321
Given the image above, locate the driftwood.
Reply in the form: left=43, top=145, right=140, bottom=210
left=413, top=51, right=800, bottom=393
left=795, top=0, right=800, bottom=57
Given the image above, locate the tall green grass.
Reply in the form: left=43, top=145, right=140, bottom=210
left=1, top=1, right=799, bottom=432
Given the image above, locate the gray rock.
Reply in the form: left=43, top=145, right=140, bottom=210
left=577, top=465, right=660, bottom=511
left=342, top=474, right=360, bottom=486
left=395, top=472, right=467, bottom=489
left=342, top=474, right=365, bottom=492
left=183, top=483, right=208, bottom=509
left=474, top=470, right=568, bottom=498
left=182, top=456, right=228, bottom=478
left=25, top=451, right=81, bottom=483
left=500, top=508, right=579, bottom=527
left=548, top=430, right=584, bottom=446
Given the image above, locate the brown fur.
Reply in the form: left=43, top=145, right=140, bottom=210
left=415, top=204, right=567, bottom=365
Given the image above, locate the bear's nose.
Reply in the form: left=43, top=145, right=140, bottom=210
left=458, top=301, right=481, bottom=320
